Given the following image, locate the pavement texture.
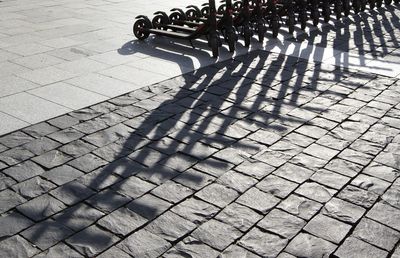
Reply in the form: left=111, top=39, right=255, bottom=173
left=1, top=2, right=400, bottom=258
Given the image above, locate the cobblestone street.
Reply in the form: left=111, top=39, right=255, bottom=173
left=1, top=0, right=400, bottom=257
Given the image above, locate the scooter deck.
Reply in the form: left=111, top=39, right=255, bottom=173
left=148, top=28, right=193, bottom=38
left=166, top=24, right=197, bottom=32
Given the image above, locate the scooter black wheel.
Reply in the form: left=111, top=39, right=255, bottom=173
left=218, top=4, right=226, bottom=14
left=152, top=15, right=166, bottom=30
left=133, top=19, right=150, bottom=40
left=185, top=9, right=199, bottom=19
left=169, top=12, right=184, bottom=24
left=201, top=6, right=210, bottom=16
left=233, top=1, right=243, bottom=10
left=244, top=26, right=252, bottom=47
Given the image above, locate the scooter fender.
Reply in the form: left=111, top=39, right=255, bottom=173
left=170, top=8, right=187, bottom=18
left=135, top=15, right=152, bottom=27
left=153, top=11, right=171, bottom=24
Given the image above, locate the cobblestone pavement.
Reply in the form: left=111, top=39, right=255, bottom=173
left=1, top=5, right=400, bottom=258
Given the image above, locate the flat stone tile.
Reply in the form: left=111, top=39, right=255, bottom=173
left=0, top=235, right=39, bottom=258
left=99, top=65, right=169, bottom=85
left=239, top=227, right=288, bottom=257
left=0, top=112, right=29, bottom=136
left=11, top=53, right=64, bottom=70
left=18, top=66, right=78, bottom=85
left=0, top=211, right=34, bottom=238
left=285, top=233, right=337, bottom=258
left=29, top=82, right=107, bottom=110
left=66, top=225, right=120, bottom=257
left=0, top=93, right=71, bottom=124
left=334, top=237, right=388, bottom=258
left=21, top=219, right=74, bottom=250
left=0, top=75, right=39, bottom=98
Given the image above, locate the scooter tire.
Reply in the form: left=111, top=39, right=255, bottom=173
left=133, top=19, right=150, bottom=40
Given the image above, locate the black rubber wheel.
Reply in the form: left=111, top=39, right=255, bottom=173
left=152, top=15, right=165, bottom=30
left=201, top=6, right=210, bottom=16
left=133, top=19, right=150, bottom=40
left=169, top=12, right=183, bottom=24
left=218, top=4, right=226, bottom=14
left=186, top=9, right=199, bottom=19
left=244, top=26, right=252, bottom=47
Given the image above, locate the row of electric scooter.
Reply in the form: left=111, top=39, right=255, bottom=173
left=133, top=0, right=398, bottom=57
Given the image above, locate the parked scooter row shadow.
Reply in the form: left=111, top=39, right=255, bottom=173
left=133, top=0, right=399, bottom=57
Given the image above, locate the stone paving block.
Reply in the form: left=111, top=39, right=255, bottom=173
left=304, top=214, right=352, bottom=244
left=285, top=232, right=337, bottom=258
left=350, top=139, right=384, bottom=156
left=338, top=148, right=374, bottom=166
left=334, top=237, right=388, bottom=258
left=303, top=143, right=340, bottom=161
left=2, top=160, right=45, bottom=182
left=256, top=175, right=298, bottom=198
left=48, top=115, right=80, bottom=129
left=254, top=149, right=292, bottom=167
left=50, top=181, right=95, bottom=206
left=23, top=137, right=61, bottom=155
left=278, top=194, right=322, bottom=220
left=193, top=157, right=235, bottom=177
left=322, top=197, right=366, bottom=224
left=0, top=235, right=39, bottom=258
left=248, top=129, right=282, bottom=146
left=91, top=142, right=131, bottom=162
left=310, top=169, right=350, bottom=190
left=284, top=132, right=315, bottom=148
left=258, top=209, right=306, bottom=239
left=78, top=168, right=122, bottom=191
left=338, top=185, right=379, bottom=208
left=173, top=168, right=215, bottom=190
left=66, top=225, right=120, bottom=257
left=220, top=244, right=261, bottom=258
left=239, top=227, right=288, bottom=257
left=324, top=158, right=363, bottom=177
left=151, top=180, right=193, bottom=203
left=192, top=219, right=241, bottom=251
left=367, top=202, right=400, bottom=231
left=68, top=153, right=108, bottom=173
left=237, top=187, right=280, bottom=214
left=34, top=243, right=83, bottom=258
left=290, top=153, right=328, bottom=171
left=12, top=176, right=56, bottom=199
left=171, top=197, right=219, bottom=225
left=164, top=236, right=220, bottom=258
left=350, top=173, right=391, bottom=195
left=382, top=180, right=400, bottom=209
left=127, top=194, right=172, bottom=220
left=195, top=183, right=239, bottom=208
left=16, top=193, right=65, bottom=221
left=0, top=131, right=34, bottom=148
left=295, top=182, right=337, bottom=203
left=295, top=125, right=328, bottom=139
left=47, top=127, right=84, bottom=145
left=217, top=170, right=257, bottom=193
left=21, top=219, right=74, bottom=250
left=98, top=207, right=147, bottom=236
left=374, top=150, right=400, bottom=169
left=146, top=211, right=196, bottom=242
left=316, top=134, right=351, bottom=151
left=54, top=203, right=104, bottom=231
left=0, top=172, right=16, bottom=191
left=96, top=246, right=131, bottom=258
left=113, top=176, right=156, bottom=199
left=162, top=153, right=197, bottom=172
left=273, top=162, right=314, bottom=183
left=86, top=189, right=131, bottom=213
left=362, top=162, right=399, bottom=182
left=0, top=211, right=34, bottom=238
left=32, top=150, right=72, bottom=169
left=215, top=202, right=262, bottom=232
left=0, top=147, right=35, bottom=166
left=353, top=217, right=400, bottom=251
left=0, top=188, right=26, bottom=214
left=117, top=229, right=171, bottom=258
left=234, top=159, right=275, bottom=179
